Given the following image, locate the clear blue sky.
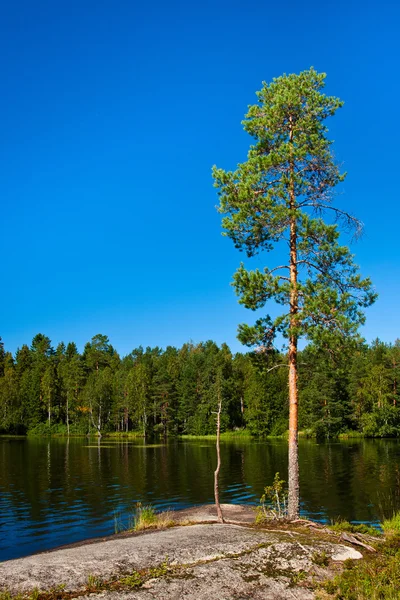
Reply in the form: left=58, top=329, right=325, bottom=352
left=1, top=0, right=399, bottom=356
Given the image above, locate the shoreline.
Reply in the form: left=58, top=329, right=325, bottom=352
left=0, top=505, right=368, bottom=599
left=1, top=431, right=396, bottom=440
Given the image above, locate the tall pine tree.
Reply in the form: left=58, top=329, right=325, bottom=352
left=213, top=68, right=376, bottom=518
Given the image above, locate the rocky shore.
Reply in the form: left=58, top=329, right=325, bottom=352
left=0, top=505, right=363, bottom=599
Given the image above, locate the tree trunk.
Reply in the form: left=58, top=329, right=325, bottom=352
left=97, top=402, right=102, bottom=437
left=66, top=394, right=70, bottom=437
left=393, top=358, right=397, bottom=406
left=288, top=115, right=300, bottom=520
left=214, top=377, right=224, bottom=523
left=143, top=402, right=147, bottom=438
left=288, top=300, right=299, bottom=518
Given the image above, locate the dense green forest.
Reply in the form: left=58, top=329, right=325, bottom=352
left=0, top=334, right=399, bottom=439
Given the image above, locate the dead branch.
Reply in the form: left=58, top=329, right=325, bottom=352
left=339, top=532, right=376, bottom=552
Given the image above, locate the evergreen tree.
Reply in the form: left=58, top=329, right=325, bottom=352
left=0, top=337, right=5, bottom=377
left=213, top=68, right=376, bottom=517
left=299, top=345, right=352, bottom=439
left=29, top=334, right=54, bottom=427
left=2, top=333, right=400, bottom=440
left=15, top=344, right=32, bottom=428
left=152, top=346, right=179, bottom=436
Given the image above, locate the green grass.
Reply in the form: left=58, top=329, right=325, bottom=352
left=382, top=512, right=400, bottom=535
left=25, top=428, right=149, bottom=439
left=317, top=534, right=400, bottom=600
left=104, top=431, right=145, bottom=439
left=27, top=423, right=89, bottom=437
left=114, top=503, right=175, bottom=533
left=133, top=504, right=157, bottom=530
left=298, top=429, right=314, bottom=438
left=328, top=518, right=381, bottom=537
left=133, top=505, right=175, bottom=531
left=180, top=429, right=253, bottom=440
left=338, top=431, right=366, bottom=439
left=119, top=571, right=144, bottom=588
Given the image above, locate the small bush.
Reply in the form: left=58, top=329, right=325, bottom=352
left=256, top=472, right=288, bottom=523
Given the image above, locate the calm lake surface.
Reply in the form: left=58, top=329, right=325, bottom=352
left=1, top=437, right=400, bottom=561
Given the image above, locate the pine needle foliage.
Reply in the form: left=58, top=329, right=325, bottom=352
left=213, top=68, right=376, bottom=518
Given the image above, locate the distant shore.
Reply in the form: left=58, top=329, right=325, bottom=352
left=0, top=429, right=394, bottom=440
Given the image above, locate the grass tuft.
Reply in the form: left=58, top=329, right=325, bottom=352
left=132, top=503, right=157, bottom=531
left=114, top=503, right=175, bottom=533
left=86, top=574, right=104, bottom=590
left=382, top=512, right=400, bottom=536
left=312, top=550, right=329, bottom=566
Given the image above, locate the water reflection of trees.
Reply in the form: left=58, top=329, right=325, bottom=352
left=1, top=438, right=400, bottom=559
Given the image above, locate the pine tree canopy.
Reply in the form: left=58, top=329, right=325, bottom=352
left=213, top=68, right=377, bottom=350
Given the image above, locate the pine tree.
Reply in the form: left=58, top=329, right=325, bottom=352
left=0, top=337, right=5, bottom=377
left=213, top=68, right=376, bottom=518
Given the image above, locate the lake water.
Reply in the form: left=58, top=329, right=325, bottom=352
left=1, top=437, right=400, bottom=562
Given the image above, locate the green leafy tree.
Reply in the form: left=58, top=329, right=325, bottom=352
left=387, top=340, right=400, bottom=406
left=83, top=367, right=114, bottom=435
left=0, top=353, right=20, bottom=432
left=113, top=356, right=132, bottom=433
left=82, top=334, right=120, bottom=435
left=125, top=359, right=152, bottom=437
left=213, top=68, right=376, bottom=517
left=41, top=363, right=57, bottom=427
left=58, top=342, right=85, bottom=435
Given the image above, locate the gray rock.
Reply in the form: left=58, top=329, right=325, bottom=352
left=0, top=507, right=364, bottom=599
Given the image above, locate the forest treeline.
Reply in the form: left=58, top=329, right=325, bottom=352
left=0, top=334, right=399, bottom=439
